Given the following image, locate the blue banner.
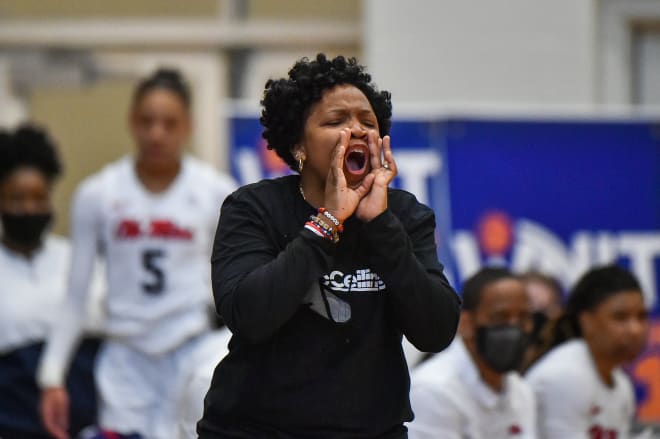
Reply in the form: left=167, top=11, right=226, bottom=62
left=229, top=115, right=660, bottom=420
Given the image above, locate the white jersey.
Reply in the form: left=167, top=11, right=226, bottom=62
left=177, top=327, right=232, bottom=439
left=0, top=235, right=103, bottom=354
left=409, top=337, right=536, bottom=439
left=38, top=155, right=236, bottom=387
left=526, top=339, right=635, bottom=439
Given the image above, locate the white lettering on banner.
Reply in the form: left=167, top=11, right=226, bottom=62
left=452, top=219, right=660, bottom=308
left=394, top=151, right=442, bottom=205
left=619, top=234, right=660, bottom=307
left=452, top=231, right=482, bottom=282
left=510, top=220, right=592, bottom=288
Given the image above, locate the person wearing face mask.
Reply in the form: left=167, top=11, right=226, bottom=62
left=526, top=265, right=648, bottom=439
left=408, top=267, right=536, bottom=439
left=0, top=125, right=104, bottom=439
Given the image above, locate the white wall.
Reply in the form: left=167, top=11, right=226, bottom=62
left=364, top=0, right=597, bottom=106
left=635, top=29, right=660, bottom=105
left=0, top=58, right=27, bottom=128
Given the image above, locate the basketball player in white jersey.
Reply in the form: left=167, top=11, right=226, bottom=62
left=526, top=265, right=648, bottom=439
left=38, top=69, right=237, bottom=439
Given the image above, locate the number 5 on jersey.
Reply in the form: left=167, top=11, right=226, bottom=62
left=142, top=249, right=165, bottom=294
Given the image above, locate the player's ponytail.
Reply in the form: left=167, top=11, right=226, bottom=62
left=535, top=265, right=642, bottom=360
left=132, top=68, right=191, bottom=109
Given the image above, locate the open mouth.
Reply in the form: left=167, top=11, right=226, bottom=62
left=344, top=146, right=368, bottom=175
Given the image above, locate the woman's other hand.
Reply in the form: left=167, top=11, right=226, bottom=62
left=323, top=128, right=375, bottom=223
left=355, top=133, right=397, bottom=222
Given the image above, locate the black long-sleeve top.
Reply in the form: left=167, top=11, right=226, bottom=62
left=198, top=175, right=460, bottom=438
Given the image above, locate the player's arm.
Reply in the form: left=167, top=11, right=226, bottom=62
left=37, top=179, right=102, bottom=439
left=408, top=381, right=464, bottom=439
left=363, top=199, right=460, bottom=352
left=211, top=192, right=336, bottom=344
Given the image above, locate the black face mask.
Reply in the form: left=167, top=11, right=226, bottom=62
left=476, top=324, right=529, bottom=373
left=1, top=212, right=53, bottom=249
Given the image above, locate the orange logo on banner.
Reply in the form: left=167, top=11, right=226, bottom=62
left=477, top=211, right=513, bottom=256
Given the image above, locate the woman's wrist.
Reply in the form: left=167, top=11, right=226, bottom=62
left=318, top=207, right=342, bottom=228
left=304, top=208, right=344, bottom=243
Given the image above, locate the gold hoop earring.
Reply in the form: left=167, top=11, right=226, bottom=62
left=298, top=157, right=304, bottom=173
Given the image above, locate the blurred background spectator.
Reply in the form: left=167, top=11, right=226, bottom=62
left=0, top=125, right=104, bottom=439
left=526, top=265, right=649, bottom=438
left=409, top=267, right=535, bottom=439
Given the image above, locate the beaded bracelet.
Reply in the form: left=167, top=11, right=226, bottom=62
left=318, top=207, right=343, bottom=231
left=305, top=214, right=341, bottom=244
left=313, top=214, right=339, bottom=243
left=304, top=218, right=335, bottom=243
left=304, top=220, right=328, bottom=239
left=303, top=207, right=344, bottom=243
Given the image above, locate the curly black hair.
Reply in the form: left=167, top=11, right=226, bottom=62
left=133, top=68, right=191, bottom=109
left=260, top=53, right=392, bottom=171
left=0, top=124, right=63, bottom=183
